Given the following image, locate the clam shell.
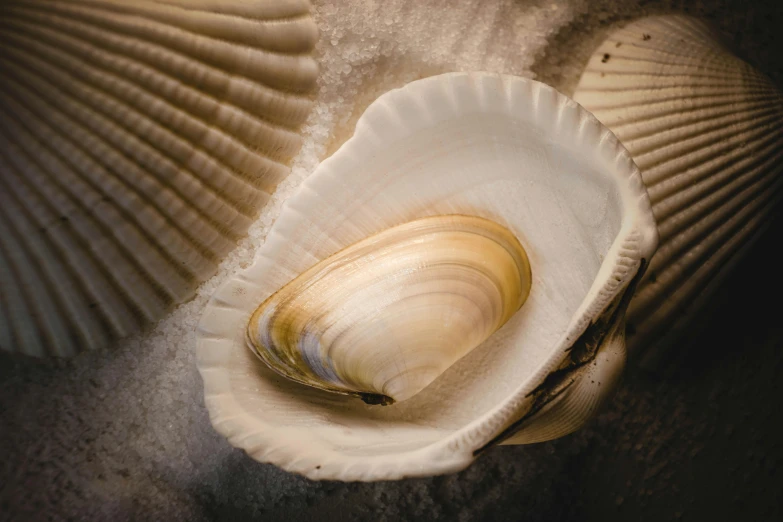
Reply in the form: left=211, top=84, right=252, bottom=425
left=0, top=0, right=318, bottom=356
left=247, top=214, right=532, bottom=404
left=572, top=15, right=783, bottom=365
left=197, top=72, right=657, bottom=480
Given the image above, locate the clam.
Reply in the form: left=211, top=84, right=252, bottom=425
left=0, top=0, right=318, bottom=356
left=197, top=72, right=658, bottom=480
left=247, top=214, right=533, bottom=405
left=572, top=15, right=783, bottom=366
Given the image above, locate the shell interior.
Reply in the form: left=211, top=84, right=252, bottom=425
left=0, top=0, right=318, bottom=356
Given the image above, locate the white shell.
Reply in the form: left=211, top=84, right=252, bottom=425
left=0, top=0, right=318, bottom=356
left=572, top=15, right=783, bottom=365
left=197, top=72, right=658, bottom=481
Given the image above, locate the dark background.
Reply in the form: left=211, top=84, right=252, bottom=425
left=2, top=1, right=783, bottom=520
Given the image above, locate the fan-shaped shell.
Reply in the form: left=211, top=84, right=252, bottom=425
left=572, top=15, right=783, bottom=365
left=197, top=72, right=657, bottom=481
left=247, top=214, right=532, bottom=405
left=0, top=0, right=318, bottom=356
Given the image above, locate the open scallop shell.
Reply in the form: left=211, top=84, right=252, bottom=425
left=197, top=72, right=658, bottom=481
left=0, top=0, right=318, bottom=356
left=573, top=15, right=783, bottom=365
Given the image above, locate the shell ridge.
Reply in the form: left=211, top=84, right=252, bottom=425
left=148, top=0, right=312, bottom=21
left=578, top=73, right=771, bottom=92
left=0, top=85, right=226, bottom=285
left=594, top=34, right=743, bottom=65
left=652, top=169, right=783, bottom=273
left=2, top=9, right=314, bottom=131
left=575, top=77, right=775, bottom=95
left=0, top=183, right=140, bottom=344
left=599, top=40, right=720, bottom=67
left=18, top=0, right=318, bottom=90
left=0, top=9, right=316, bottom=128
left=640, top=114, right=783, bottom=187
left=0, top=165, right=164, bottom=338
left=577, top=87, right=780, bottom=116
left=0, top=217, right=48, bottom=355
left=22, top=0, right=318, bottom=58
left=626, top=104, right=783, bottom=157
left=632, top=194, right=781, bottom=344
left=617, top=94, right=782, bottom=143
left=653, top=131, right=783, bottom=221
left=0, top=74, right=223, bottom=296
left=656, top=148, right=783, bottom=241
left=0, top=24, right=301, bottom=171
left=0, top=61, right=239, bottom=261
left=0, top=127, right=155, bottom=338
left=58, top=0, right=318, bottom=54
left=657, top=175, right=783, bottom=268
left=633, top=175, right=783, bottom=317
left=0, top=248, right=16, bottom=351
left=0, top=50, right=257, bottom=235
left=644, top=116, right=783, bottom=193
left=588, top=61, right=767, bottom=84
left=632, top=215, right=776, bottom=363
left=0, top=107, right=172, bottom=326
left=0, top=31, right=267, bottom=219
left=0, top=192, right=78, bottom=356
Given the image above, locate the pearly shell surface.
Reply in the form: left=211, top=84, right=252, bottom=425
left=573, top=15, right=783, bottom=365
left=197, top=72, right=658, bottom=481
left=0, top=0, right=318, bottom=356
left=247, top=214, right=532, bottom=404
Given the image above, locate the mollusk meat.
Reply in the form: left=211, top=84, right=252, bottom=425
left=573, top=15, right=783, bottom=366
left=197, top=72, right=658, bottom=481
left=247, top=214, right=532, bottom=405
left=0, top=0, right=318, bottom=356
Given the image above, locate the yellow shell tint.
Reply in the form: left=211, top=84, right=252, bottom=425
left=247, top=215, right=532, bottom=404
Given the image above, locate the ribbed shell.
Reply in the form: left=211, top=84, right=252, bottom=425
left=0, top=0, right=318, bottom=356
left=573, top=15, right=783, bottom=364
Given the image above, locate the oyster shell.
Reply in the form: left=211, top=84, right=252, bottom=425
left=247, top=215, right=532, bottom=405
left=0, top=0, right=318, bottom=356
left=572, top=15, right=783, bottom=366
left=197, top=72, right=658, bottom=480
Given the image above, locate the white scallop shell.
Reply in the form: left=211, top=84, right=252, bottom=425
left=197, top=72, right=657, bottom=481
left=0, top=0, right=318, bottom=356
left=572, top=15, right=783, bottom=366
